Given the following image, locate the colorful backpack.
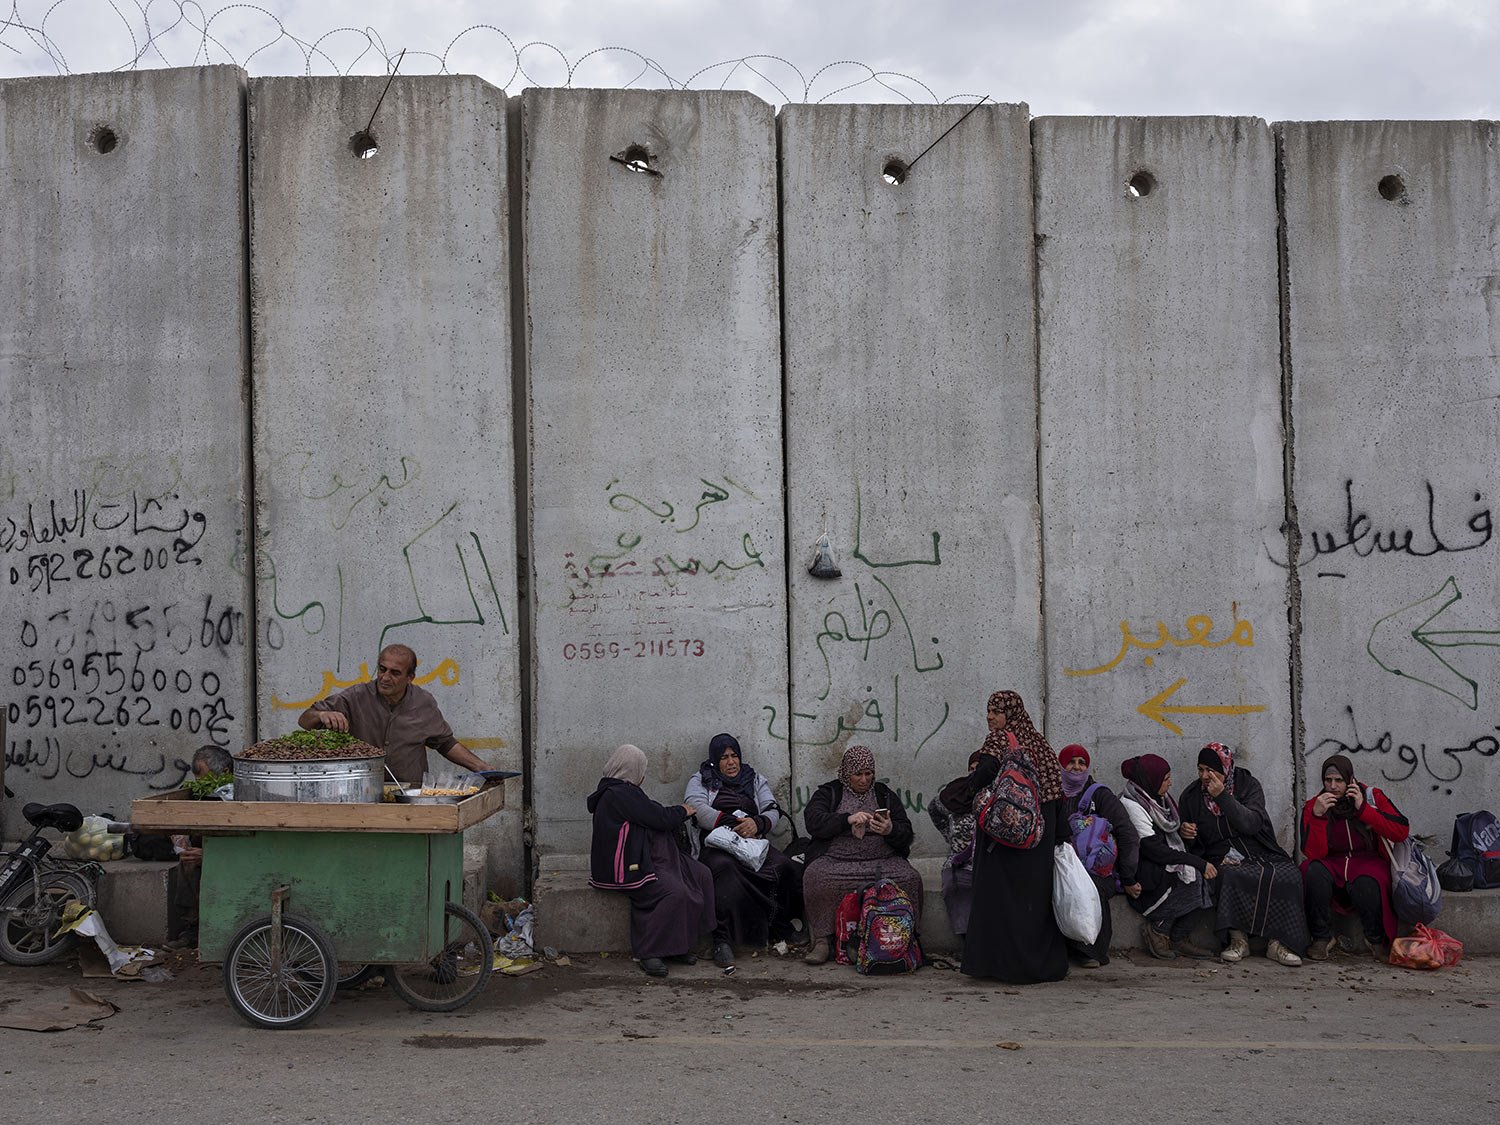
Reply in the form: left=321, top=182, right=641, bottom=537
left=974, top=733, right=1043, bottom=850
left=833, top=888, right=865, bottom=965
left=853, top=879, right=922, bottom=975
left=1068, top=783, right=1118, bottom=878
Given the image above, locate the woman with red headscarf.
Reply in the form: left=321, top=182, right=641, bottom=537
left=1057, top=743, right=1141, bottom=968
left=939, top=691, right=1069, bottom=984
left=1119, top=752, right=1216, bottom=959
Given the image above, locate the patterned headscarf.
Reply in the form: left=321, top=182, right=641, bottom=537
left=602, top=744, right=647, bottom=786
left=839, top=744, right=876, bottom=785
left=981, top=691, right=1064, bottom=804
left=1197, top=742, right=1236, bottom=816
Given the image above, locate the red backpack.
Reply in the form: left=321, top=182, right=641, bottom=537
left=974, top=732, right=1043, bottom=850
left=833, top=888, right=865, bottom=965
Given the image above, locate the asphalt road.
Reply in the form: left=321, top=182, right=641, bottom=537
left=2, top=946, right=1497, bottom=1123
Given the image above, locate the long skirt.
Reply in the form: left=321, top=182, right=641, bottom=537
left=1135, top=871, right=1216, bottom=925
left=1066, top=871, right=1116, bottom=965
left=962, top=802, right=1068, bottom=984
left=941, top=863, right=973, bottom=939
left=700, top=844, right=801, bottom=948
left=623, top=831, right=717, bottom=959
left=803, top=853, right=924, bottom=938
left=1211, top=855, right=1311, bottom=955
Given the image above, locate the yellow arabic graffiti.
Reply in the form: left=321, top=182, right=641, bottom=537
left=270, top=658, right=462, bottom=710
left=1064, top=607, right=1254, bottom=678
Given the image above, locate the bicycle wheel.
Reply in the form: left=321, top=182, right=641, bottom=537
left=387, top=902, right=492, bottom=1012
left=0, top=869, right=94, bottom=965
left=335, top=962, right=380, bottom=990
left=222, top=913, right=336, bottom=1030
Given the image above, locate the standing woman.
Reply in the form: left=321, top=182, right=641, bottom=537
left=1300, top=753, right=1409, bottom=961
left=927, top=750, right=982, bottom=942
left=1119, top=753, right=1217, bottom=959
left=800, top=745, right=922, bottom=965
left=1058, top=744, right=1141, bottom=968
left=939, top=691, right=1069, bottom=985
left=587, top=744, right=718, bottom=978
left=1178, top=742, right=1309, bottom=966
left=683, top=733, right=799, bottom=967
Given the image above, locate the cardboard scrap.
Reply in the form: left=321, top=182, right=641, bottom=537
left=0, top=988, right=118, bottom=1033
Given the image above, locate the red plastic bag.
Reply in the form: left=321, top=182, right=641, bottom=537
left=1388, top=924, right=1463, bottom=970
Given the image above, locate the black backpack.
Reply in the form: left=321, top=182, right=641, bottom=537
left=1444, top=810, right=1500, bottom=890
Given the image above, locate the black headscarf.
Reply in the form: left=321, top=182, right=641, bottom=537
left=698, top=733, right=759, bottom=809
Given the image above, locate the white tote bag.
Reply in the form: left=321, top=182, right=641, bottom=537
left=1052, top=843, right=1103, bottom=944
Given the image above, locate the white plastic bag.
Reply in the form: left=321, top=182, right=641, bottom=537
left=1052, top=843, right=1102, bottom=944
left=704, top=825, right=770, bottom=872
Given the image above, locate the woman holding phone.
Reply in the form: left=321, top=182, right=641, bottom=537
left=1300, top=753, right=1410, bottom=961
left=800, top=745, right=921, bottom=965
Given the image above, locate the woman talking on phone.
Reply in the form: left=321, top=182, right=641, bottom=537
left=1300, top=753, right=1410, bottom=961
left=799, top=745, right=921, bottom=965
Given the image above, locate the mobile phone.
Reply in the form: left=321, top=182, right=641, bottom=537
left=874, top=807, right=888, bottom=815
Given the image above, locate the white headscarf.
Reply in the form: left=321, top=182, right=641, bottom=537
left=602, top=744, right=647, bottom=786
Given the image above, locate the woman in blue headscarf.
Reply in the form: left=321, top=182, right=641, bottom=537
left=683, top=733, right=800, bottom=967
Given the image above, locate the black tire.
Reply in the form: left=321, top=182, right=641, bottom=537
left=387, top=902, right=492, bottom=1012
left=335, top=962, right=381, bottom=990
left=222, top=913, right=336, bottom=1030
left=0, top=869, right=94, bottom=966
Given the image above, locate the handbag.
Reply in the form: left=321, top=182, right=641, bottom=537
left=1052, top=843, right=1102, bottom=944
left=1367, top=787, right=1442, bottom=924
left=704, top=825, right=770, bottom=872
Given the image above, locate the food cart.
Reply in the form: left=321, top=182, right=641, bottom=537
left=131, top=784, right=508, bottom=1029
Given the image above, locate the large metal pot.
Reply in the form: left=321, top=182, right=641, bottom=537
left=231, top=754, right=384, bottom=803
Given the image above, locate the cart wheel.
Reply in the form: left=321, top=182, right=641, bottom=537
left=336, top=962, right=381, bottom=990
left=0, top=870, right=94, bottom=965
left=222, top=913, right=336, bottom=1030
left=387, top=902, right=492, bottom=1012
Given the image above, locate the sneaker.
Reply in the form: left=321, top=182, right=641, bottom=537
left=1220, top=929, right=1250, bottom=963
left=1267, top=938, right=1303, bottom=966
left=1143, top=923, right=1177, bottom=960
left=712, top=941, right=735, bottom=969
left=803, top=938, right=831, bottom=965
left=639, top=957, right=668, bottom=978
left=1306, top=937, right=1334, bottom=962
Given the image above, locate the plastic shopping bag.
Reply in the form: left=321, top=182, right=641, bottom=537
left=1388, top=924, right=1463, bottom=970
left=704, top=826, right=770, bottom=872
left=1052, top=843, right=1102, bottom=944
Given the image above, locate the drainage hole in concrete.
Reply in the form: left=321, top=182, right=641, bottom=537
left=1378, top=173, right=1406, bottom=201
left=882, top=158, right=908, bottom=186
left=349, top=130, right=379, bottom=160
left=88, top=125, right=118, bottom=155
left=619, top=144, right=653, bottom=174
left=1126, top=170, right=1155, bottom=198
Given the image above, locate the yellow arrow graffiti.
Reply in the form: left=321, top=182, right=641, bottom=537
left=270, top=658, right=462, bottom=711
left=1137, top=678, right=1266, bottom=736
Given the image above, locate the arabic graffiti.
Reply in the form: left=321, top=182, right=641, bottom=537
left=606, top=474, right=757, bottom=534
left=4, top=734, right=193, bottom=791
left=1269, top=480, right=1492, bottom=570
left=790, top=780, right=926, bottom=817
left=1367, top=577, right=1500, bottom=711
left=270, top=658, right=462, bottom=711
left=1065, top=606, right=1254, bottom=677
left=1309, top=705, right=1500, bottom=796
left=274, top=450, right=422, bottom=532
left=1136, top=678, right=1268, bottom=736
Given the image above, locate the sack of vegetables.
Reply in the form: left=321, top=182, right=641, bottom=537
left=64, top=815, right=126, bottom=862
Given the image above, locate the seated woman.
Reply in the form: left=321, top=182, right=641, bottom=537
left=1119, top=753, right=1216, bottom=960
left=1300, top=753, right=1410, bottom=962
left=1058, top=743, right=1141, bottom=968
left=800, top=745, right=922, bottom=965
left=939, top=691, right=1068, bottom=984
left=1179, top=742, right=1309, bottom=966
left=587, top=744, right=718, bottom=978
left=683, top=733, right=800, bottom=968
left=927, top=750, right=981, bottom=942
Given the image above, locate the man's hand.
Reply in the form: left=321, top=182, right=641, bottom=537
left=317, top=711, right=349, bottom=733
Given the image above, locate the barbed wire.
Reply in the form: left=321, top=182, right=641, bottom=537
left=0, top=1, right=987, bottom=105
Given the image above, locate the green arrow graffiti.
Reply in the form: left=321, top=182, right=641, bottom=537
left=1367, top=577, right=1500, bottom=710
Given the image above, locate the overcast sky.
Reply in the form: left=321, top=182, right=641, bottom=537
left=2, top=0, right=1497, bottom=119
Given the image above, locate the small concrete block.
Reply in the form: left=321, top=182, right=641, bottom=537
left=95, top=860, right=180, bottom=946
left=462, top=842, right=488, bottom=916
left=532, top=865, right=632, bottom=954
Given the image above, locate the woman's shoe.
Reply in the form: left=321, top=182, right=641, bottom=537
left=1266, top=939, right=1303, bottom=966
left=664, top=952, right=697, bottom=965
left=1305, top=936, right=1334, bottom=961
left=1368, top=939, right=1391, bottom=963
left=639, top=957, right=669, bottom=978
left=1220, top=930, right=1250, bottom=962
left=803, top=938, right=831, bottom=965
left=1143, top=923, right=1177, bottom=960
left=712, top=941, right=735, bottom=969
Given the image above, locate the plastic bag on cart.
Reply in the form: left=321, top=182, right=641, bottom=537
left=420, top=767, right=484, bottom=799
left=63, top=815, right=126, bottom=862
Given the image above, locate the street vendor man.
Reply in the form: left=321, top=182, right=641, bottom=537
left=297, top=643, right=488, bottom=784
